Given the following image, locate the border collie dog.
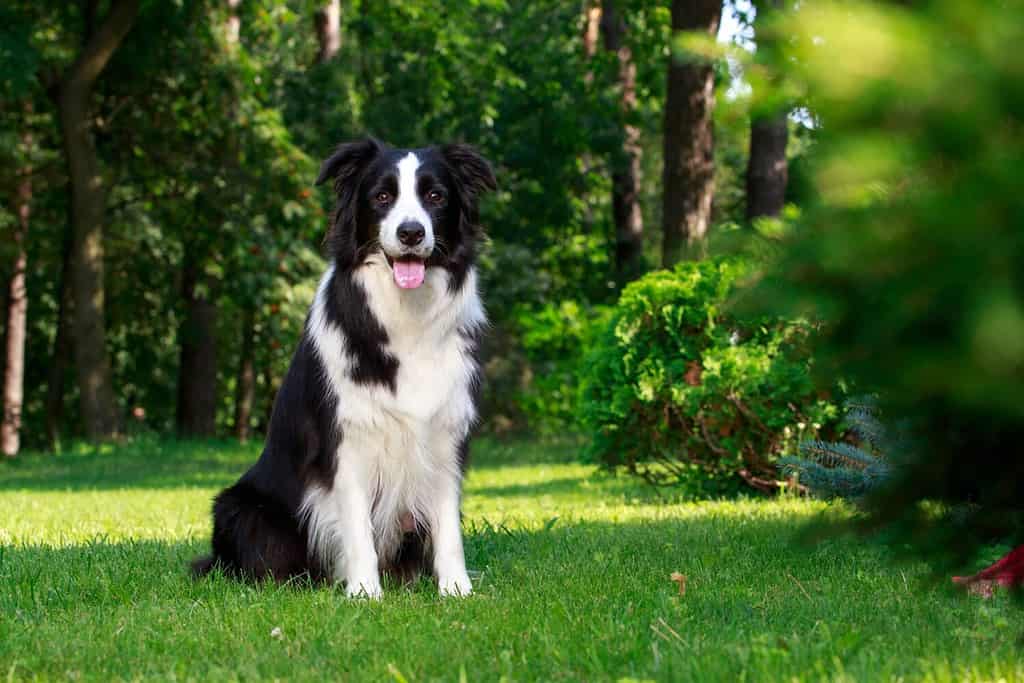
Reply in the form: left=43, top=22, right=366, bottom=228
left=193, top=139, right=496, bottom=598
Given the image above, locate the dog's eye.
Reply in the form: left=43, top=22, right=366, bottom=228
left=426, top=190, right=445, bottom=204
left=375, top=191, right=391, bottom=205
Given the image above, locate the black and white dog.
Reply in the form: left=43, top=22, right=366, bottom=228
left=193, top=139, right=496, bottom=598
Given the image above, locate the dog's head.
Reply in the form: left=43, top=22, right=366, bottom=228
left=316, top=138, right=496, bottom=290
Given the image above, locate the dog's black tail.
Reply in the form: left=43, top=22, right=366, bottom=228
left=190, top=554, right=217, bottom=578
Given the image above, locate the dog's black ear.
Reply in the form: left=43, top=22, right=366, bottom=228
left=441, top=143, right=497, bottom=198
left=318, top=138, right=383, bottom=267
left=315, top=138, right=383, bottom=189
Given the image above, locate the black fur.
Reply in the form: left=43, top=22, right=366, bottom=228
left=193, top=139, right=495, bottom=585
left=326, top=271, right=399, bottom=391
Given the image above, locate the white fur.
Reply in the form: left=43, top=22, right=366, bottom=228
left=379, top=153, right=435, bottom=258
left=300, top=256, right=484, bottom=598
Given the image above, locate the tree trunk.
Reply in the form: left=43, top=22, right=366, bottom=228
left=56, top=0, right=139, bottom=440
left=176, top=257, right=219, bottom=437
left=2, top=125, right=31, bottom=457
left=578, top=1, right=603, bottom=233
left=662, top=0, right=721, bottom=266
left=601, top=0, right=644, bottom=278
left=745, top=0, right=788, bottom=221
left=314, top=0, right=342, bottom=64
left=46, top=219, right=74, bottom=447
left=582, top=1, right=602, bottom=63
left=233, top=308, right=256, bottom=442
left=259, top=365, right=276, bottom=434
left=175, top=0, right=242, bottom=438
left=224, top=0, right=241, bottom=46
left=746, top=113, right=788, bottom=220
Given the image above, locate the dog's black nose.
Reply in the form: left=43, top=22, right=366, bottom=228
left=397, top=222, right=426, bottom=247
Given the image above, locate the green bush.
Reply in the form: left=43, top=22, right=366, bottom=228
left=581, top=257, right=841, bottom=495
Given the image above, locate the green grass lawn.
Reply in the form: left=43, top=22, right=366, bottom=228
left=1, top=437, right=1021, bottom=682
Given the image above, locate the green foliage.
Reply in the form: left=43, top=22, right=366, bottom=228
left=581, top=257, right=840, bottom=494
left=749, top=0, right=1024, bottom=561
left=1, top=0, right=689, bottom=444
left=0, top=5, right=39, bottom=99
left=513, top=300, right=611, bottom=432
left=781, top=399, right=893, bottom=501
left=1, top=1, right=330, bottom=441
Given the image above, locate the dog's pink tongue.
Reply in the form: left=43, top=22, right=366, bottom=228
left=393, top=259, right=425, bottom=289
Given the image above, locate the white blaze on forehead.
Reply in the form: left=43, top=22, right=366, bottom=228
left=380, top=152, right=434, bottom=256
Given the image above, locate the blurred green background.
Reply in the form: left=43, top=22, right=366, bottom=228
left=0, top=0, right=774, bottom=446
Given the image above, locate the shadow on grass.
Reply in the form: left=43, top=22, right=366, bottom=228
left=469, top=434, right=586, bottom=468
left=0, top=510, right=977, bottom=634
left=0, top=435, right=588, bottom=493
left=0, top=511, right=840, bottom=610
left=469, top=475, right=594, bottom=498
left=0, top=438, right=256, bottom=492
left=467, top=473, right=657, bottom=503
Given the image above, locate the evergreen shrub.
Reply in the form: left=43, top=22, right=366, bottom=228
left=581, top=257, right=840, bottom=494
left=781, top=398, right=894, bottom=502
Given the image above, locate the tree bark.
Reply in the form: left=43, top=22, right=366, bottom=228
left=314, top=0, right=342, bottom=64
left=662, top=0, right=721, bottom=266
left=176, top=256, right=219, bottom=437
left=45, top=1, right=98, bottom=448
left=601, top=0, right=644, bottom=278
left=175, top=0, right=242, bottom=438
left=46, top=220, right=74, bottom=447
left=746, top=113, right=788, bottom=220
left=259, top=365, right=276, bottom=434
left=224, top=0, right=241, bottom=47
left=582, top=1, right=602, bottom=63
left=578, top=1, right=603, bottom=233
left=2, top=124, right=31, bottom=457
left=233, top=308, right=256, bottom=442
left=745, top=0, right=788, bottom=221
left=55, top=0, right=139, bottom=440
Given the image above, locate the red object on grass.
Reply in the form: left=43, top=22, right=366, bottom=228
left=952, top=545, right=1024, bottom=597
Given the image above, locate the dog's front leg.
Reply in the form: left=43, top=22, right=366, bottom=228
left=430, top=471, right=472, bottom=597
left=335, top=457, right=382, bottom=599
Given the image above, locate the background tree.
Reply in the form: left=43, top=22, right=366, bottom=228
left=0, top=0, right=782, bottom=446
left=662, top=0, right=722, bottom=265
left=745, top=0, right=788, bottom=221
left=55, top=0, right=139, bottom=440
left=2, top=106, right=32, bottom=457
left=44, top=226, right=74, bottom=447
left=314, top=0, right=341, bottom=64
left=174, top=0, right=243, bottom=438
left=600, top=0, right=645, bottom=278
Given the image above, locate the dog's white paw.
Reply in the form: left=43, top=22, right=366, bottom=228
left=438, top=572, right=473, bottom=597
left=345, top=575, right=383, bottom=600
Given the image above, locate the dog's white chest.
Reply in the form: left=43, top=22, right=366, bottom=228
left=302, top=261, right=483, bottom=567
left=391, top=336, right=473, bottom=424
left=339, top=329, right=474, bottom=434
